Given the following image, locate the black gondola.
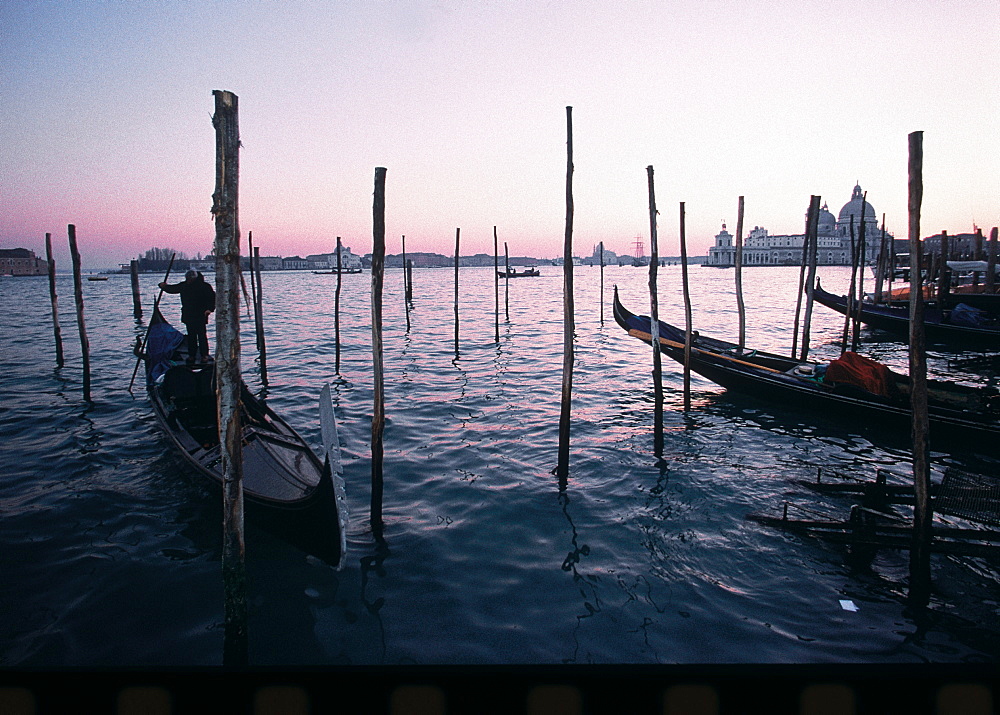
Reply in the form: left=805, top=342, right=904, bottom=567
left=141, top=310, right=347, bottom=567
left=612, top=288, right=1000, bottom=453
left=497, top=267, right=540, bottom=278
left=813, top=279, right=1000, bottom=347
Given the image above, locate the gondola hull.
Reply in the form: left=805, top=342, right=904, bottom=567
left=142, top=312, right=344, bottom=567
left=813, top=282, right=1000, bottom=347
left=613, top=288, right=1000, bottom=453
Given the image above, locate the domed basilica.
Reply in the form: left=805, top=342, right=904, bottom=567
left=705, top=184, right=887, bottom=267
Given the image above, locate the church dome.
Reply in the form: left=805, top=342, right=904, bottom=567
left=817, top=202, right=836, bottom=233
left=838, top=183, right=877, bottom=225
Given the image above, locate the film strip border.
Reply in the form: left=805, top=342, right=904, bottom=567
left=1, top=665, right=995, bottom=714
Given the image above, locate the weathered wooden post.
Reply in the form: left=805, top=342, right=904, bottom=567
left=986, top=227, right=998, bottom=294
left=371, top=167, right=388, bottom=540
left=646, top=166, right=664, bottom=445
left=907, top=131, right=932, bottom=605
left=799, top=196, right=821, bottom=362
left=503, top=241, right=510, bottom=320
left=852, top=194, right=869, bottom=352
left=335, top=236, right=343, bottom=373
left=493, top=227, right=500, bottom=343
left=679, top=203, right=692, bottom=411
left=406, top=260, right=413, bottom=303
left=937, top=230, right=951, bottom=306
left=45, top=233, right=64, bottom=367
left=453, top=227, right=460, bottom=357
left=841, top=216, right=859, bottom=353
left=735, top=197, right=746, bottom=351
left=211, top=88, right=247, bottom=665
left=252, top=246, right=267, bottom=385
left=67, top=225, right=91, bottom=401
left=599, top=241, right=605, bottom=325
left=556, top=106, right=575, bottom=483
left=401, top=234, right=411, bottom=303
left=873, top=216, right=889, bottom=304
left=130, top=259, right=142, bottom=319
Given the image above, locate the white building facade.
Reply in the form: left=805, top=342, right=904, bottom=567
left=705, top=184, right=888, bottom=267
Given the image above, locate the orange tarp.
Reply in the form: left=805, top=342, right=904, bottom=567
left=825, top=352, right=894, bottom=398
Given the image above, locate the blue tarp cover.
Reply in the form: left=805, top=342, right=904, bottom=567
left=146, top=320, right=185, bottom=385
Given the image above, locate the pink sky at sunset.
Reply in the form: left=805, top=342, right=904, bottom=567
left=2, top=1, right=997, bottom=270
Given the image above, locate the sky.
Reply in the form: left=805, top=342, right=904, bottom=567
left=2, top=1, right=997, bottom=270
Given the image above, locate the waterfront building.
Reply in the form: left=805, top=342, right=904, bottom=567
left=705, top=184, right=889, bottom=267
left=0, top=248, right=48, bottom=276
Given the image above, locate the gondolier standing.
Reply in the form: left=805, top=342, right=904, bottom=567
left=159, top=270, right=216, bottom=364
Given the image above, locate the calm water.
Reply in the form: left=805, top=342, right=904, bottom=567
left=2, top=263, right=998, bottom=668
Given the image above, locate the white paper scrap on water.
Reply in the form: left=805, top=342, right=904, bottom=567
left=839, top=600, right=859, bottom=612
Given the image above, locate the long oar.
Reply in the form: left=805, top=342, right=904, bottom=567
left=628, top=328, right=785, bottom=375
left=128, top=254, right=176, bottom=393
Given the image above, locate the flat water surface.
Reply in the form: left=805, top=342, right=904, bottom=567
left=2, top=264, right=998, bottom=666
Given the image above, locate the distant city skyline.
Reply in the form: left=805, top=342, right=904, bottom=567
left=2, top=1, right=997, bottom=270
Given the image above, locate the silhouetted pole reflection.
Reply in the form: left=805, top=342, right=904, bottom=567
left=646, top=166, right=663, bottom=455
left=556, top=106, right=575, bottom=484
left=907, top=130, right=932, bottom=606
left=45, top=232, right=64, bottom=367
left=371, top=167, right=387, bottom=541
left=211, top=88, right=247, bottom=666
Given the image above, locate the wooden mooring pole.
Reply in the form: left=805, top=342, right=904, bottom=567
left=841, top=217, right=859, bottom=354
left=853, top=194, right=868, bottom=352
left=503, top=241, right=510, bottom=320
left=247, top=232, right=258, bottom=337
left=907, top=130, right=932, bottom=605
left=735, top=197, right=746, bottom=352
left=493, top=227, right=500, bottom=343
left=799, top=196, right=821, bottom=362
left=211, top=88, right=247, bottom=666
left=253, top=246, right=267, bottom=385
left=556, top=106, right=575, bottom=483
left=130, top=259, right=142, bottom=319
left=453, top=227, right=460, bottom=357
left=67, top=224, right=91, bottom=401
left=335, top=237, right=343, bottom=373
left=599, top=241, right=605, bottom=325
left=646, top=166, right=663, bottom=444
left=45, top=232, right=64, bottom=367
left=679, top=203, right=692, bottom=411
left=986, top=227, right=998, bottom=294
left=371, top=167, right=388, bottom=540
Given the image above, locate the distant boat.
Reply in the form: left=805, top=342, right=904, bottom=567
left=87, top=276, right=109, bottom=281
left=313, top=267, right=362, bottom=274
left=498, top=267, right=540, bottom=278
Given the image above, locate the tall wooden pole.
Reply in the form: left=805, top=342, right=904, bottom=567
left=401, top=234, right=411, bottom=303
left=646, top=166, right=663, bottom=446
left=335, top=237, right=343, bottom=374
left=791, top=204, right=811, bottom=359
left=130, top=259, right=142, bottom=319
left=679, top=203, right=692, bottom=411
left=937, top=230, right=951, bottom=306
left=841, top=216, right=858, bottom=354
left=252, top=247, right=267, bottom=385
left=799, top=196, right=821, bottom=362
left=45, top=233, right=64, bottom=367
left=211, top=89, right=247, bottom=665
left=599, top=241, right=605, bottom=325
left=453, top=227, right=460, bottom=357
left=874, top=215, right=888, bottom=304
left=67, top=224, right=91, bottom=401
left=371, top=167, right=387, bottom=541
left=503, top=242, right=510, bottom=320
left=852, top=194, right=868, bottom=352
left=493, top=227, right=500, bottom=343
left=556, top=106, right=575, bottom=482
left=735, top=197, right=746, bottom=352
left=986, top=227, right=997, bottom=293
left=247, top=231, right=258, bottom=345
left=907, top=131, right=932, bottom=605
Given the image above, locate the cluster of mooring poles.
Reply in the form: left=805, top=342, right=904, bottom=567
left=44, top=226, right=94, bottom=400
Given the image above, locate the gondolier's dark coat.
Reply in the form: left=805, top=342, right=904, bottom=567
left=161, top=273, right=216, bottom=326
